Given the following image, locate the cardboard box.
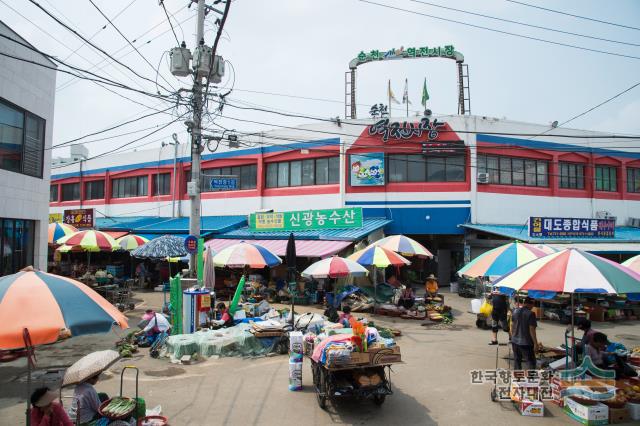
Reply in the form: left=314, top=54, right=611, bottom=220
left=367, top=346, right=401, bottom=364
left=510, top=382, right=541, bottom=402
left=564, top=397, right=609, bottom=425
left=608, top=406, right=630, bottom=424
left=517, top=399, right=544, bottom=417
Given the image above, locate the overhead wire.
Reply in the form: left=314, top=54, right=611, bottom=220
left=406, top=0, right=640, bottom=47
left=56, top=3, right=192, bottom=92
left=357, top=0, right=640, bottom=60
left=87, top=0, right=178, bottom=93
left=505, top=0, right=640, bottom=32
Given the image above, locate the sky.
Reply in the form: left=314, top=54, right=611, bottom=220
left=2, top=0, right=640, bottom=159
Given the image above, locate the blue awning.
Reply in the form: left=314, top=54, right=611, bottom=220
left=461, top=223, right=640, bottom=253
left=96, top=215, right=247, bottom=236
left=216, top=218, right=392, bottom=241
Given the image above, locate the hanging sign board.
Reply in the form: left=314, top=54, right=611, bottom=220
left=249, top=207, right=363, bottom=232
left=63, top=208, right=94, bottom=228
left=49, top=213, right=62, bottom=224
left=529, top=217, right=615, bottom=238
left=184, top=235, right=198, bottom=254
left=210, top=177, right=238, bottom=191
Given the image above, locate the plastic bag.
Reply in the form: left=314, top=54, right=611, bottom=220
left=479, top=298, right=493, bottom=316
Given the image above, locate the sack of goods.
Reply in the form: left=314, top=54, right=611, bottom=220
left=288, top=360, right=303, bottom=391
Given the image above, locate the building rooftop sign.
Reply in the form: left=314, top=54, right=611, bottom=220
left=351, top=45, right=463, bottom=68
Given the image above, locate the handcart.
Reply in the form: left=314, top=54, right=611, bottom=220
left=309, top=348, right=401, bottom=409
left=98, top=366, right=141, bottom=423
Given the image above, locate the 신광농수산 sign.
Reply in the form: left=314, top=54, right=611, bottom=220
left=249, top=208, right=363, bottom=232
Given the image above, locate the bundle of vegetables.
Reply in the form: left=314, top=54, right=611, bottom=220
left=99, top=397, right=136, bottom=419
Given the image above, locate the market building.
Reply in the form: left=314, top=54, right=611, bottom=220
left=0, top=21, right=56, bottom=273
left=49, top=114, right=640, bottom=285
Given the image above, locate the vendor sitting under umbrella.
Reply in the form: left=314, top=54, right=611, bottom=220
left=30, top=387, right=73, bottom=426
left=212, top=302, right=234, bottom=328
left=72, top=374, right=109, bottom=425
left=397, top=285, right=415, bottom=309
left=136, top=309, right=171, bottom=345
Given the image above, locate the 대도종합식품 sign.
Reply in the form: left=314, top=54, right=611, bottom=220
left=529, top=217, right=615, bottom=238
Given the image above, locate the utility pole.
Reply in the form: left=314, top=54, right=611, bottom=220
left=188, top=0, right=206, bottom=276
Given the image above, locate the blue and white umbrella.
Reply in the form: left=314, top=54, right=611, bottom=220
left=131, top=235, right=187, bottom=260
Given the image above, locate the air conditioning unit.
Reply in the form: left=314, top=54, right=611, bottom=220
left=477, top=172, right=489, bottom=184
left=628, top=218, right=640, bottom=228
left=596, top=211, right=613, bottom=219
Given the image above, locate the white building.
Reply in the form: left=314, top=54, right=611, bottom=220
left=50, top=114, right=640, bottom=282
left=0, top=21, right=56, bottom=273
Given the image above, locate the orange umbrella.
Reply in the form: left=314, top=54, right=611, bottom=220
left=0, top=270, right=128, bottom=349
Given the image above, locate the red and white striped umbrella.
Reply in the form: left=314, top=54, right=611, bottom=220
left=56, top=230, right=119, bottom=252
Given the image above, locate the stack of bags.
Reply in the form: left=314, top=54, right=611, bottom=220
left=288, top=331, right=304, bottom=391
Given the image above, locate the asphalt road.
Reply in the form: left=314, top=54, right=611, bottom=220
left=1, top=290, right=639, bottom=425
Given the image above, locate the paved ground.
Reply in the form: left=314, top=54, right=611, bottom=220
left=1, top=290, right=639, bottom=425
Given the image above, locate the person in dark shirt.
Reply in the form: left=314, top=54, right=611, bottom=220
left=510, top=297, right=540, bottom=370
left=488, top=292, right=509, bottom=345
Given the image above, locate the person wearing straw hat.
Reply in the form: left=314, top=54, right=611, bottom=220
left=30, top=387, right=73, bottom=426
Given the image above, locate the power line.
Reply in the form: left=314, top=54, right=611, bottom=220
left=211, top=97, right=640, bottom=140
left=357, top=0, right=640, bottom=60
left=27, top=0, right=175, bottom=93
left=56, top=3, right=192, bottom=92
left=407, top=0, right=640, bottom=47
left=559, top=82, right=640, bottom=127
left=87, top=0, right=178, bottom=93
left=506, top=0, right=640, bottom=32
left=51, top=114, right=188, bottom=168
left=159, top=0, right=181, bottom=47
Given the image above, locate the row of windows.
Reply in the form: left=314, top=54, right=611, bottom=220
left=49, top=158, right=640, bottom=201
left=52, top=173, right=173, bottom=202
left=477, top=155, right=549, bottom=187
left=388, top=154, right=465, bottom=182
left=478, top=155, right=640, bottom=193
left=0, top=98, right=45, bottom=179
left=266, top=157, right=340, bottom=188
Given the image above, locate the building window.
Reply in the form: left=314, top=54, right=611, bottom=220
left=111, top=176, right=148, bottom=198
left=388, top=154, right=465, bottom=182
left=84, top=180, right=105, bottom=200
left=595, top=165, right=617, bottom=192
left=200, top=164, right=257, bottom=192
left=152, top=173, right=171, bottom=195
left=266, top=157, right=339, bottom=188
left=49, top=185, right=58, bottom=202
left=1, top=218, right=34, bottom=276
left=560, top=162, right=585, bottom=189
left=61, top=183, right=80, bottom=201
left=477, top=155, right=548, bottom=187
left=627, top=167, right=640, bottom=193
left=0, top=98, right=45, bottom=178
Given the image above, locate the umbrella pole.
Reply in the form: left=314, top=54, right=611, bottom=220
left=570, top=293, right=575, bottom=368
left=26, top=359, right=31, bottom=426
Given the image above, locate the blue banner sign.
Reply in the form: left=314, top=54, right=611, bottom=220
left=529, top=217, right=615, bottom=238
left=210, top=177, right=238, bottom=190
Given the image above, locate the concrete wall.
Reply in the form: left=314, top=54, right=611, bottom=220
left=0, top=22, right=56, bottom=270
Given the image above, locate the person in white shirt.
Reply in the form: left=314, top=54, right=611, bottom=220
left=136, top=309, right=171, bottom=345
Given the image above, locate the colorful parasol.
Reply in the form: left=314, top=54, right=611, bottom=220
left=347, top=245, right=411, bottom=268
left=622, top=254, right=640, bottom=274
left=457, top=241, right=551, bottom=278
left=47, top=222, right=77, bottom=245
left=493, top=248, right=640, bottom=297
left=56, top=230, right=119, bottom=252
left=116, top=234, right=149, bottom=251
left=212, top=241, right=282, bottom=268
left=371, top=235, right=433, bottom=258
left=0, top=271, right=128, bottom=349
left=301, top=256, right=369, bottom=279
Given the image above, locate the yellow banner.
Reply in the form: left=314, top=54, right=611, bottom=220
left=49, top=213, right=62, bottom=224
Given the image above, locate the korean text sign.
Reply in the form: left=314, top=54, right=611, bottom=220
left=249, top=207, right=363, bottom=231
left=63, top=208, right=94, bottom=228
left=529, top=217, right=615, bottom=238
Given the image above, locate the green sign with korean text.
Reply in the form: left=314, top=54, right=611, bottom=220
left=249, top=207, right=363, bottom=232
left=355, top=45, right=457, bottom=66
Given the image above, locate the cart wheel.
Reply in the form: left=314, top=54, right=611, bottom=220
left=490, top=388, right=497, bottom=402
left=373, top=394, right=386, bottom=406
left=317, top=372, right=328, bottom=410
left=317, top=391, right=327, bottom=409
